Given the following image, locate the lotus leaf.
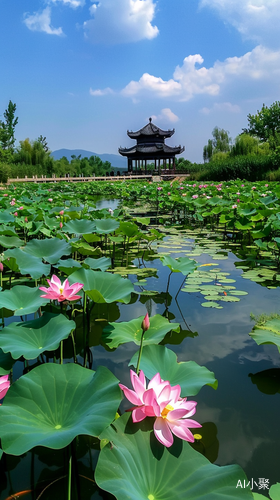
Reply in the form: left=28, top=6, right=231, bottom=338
left=62, top=219, right=96, bottom=235
left=95, top=413, right=252, bottom=500
left=0, top=313, right=75, bottom=359
left=0, top=364, right=121, bottom=455
left=0, top=285, right=48, bottom=315
left=129, top=344, right=217, bottom=395
left=161, top=255, right=197, bottom=275
left=93, top=218, right=120, bottom=234
left=69, top=268, right=133, bottom=303
left=103, top=315, right=180, bottom=349
left=249, top=318, right=280, bottom=353
left=4, top=248, right=50, bottom=279
left=24, top=238, right=71, bottom=264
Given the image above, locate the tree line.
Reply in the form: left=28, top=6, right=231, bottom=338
left=0, top=101, right=112, bottom=182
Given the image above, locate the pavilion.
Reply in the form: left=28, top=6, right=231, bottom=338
left=119, top=118, right=185, bottom=174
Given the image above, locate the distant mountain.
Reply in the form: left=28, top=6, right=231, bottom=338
left=51, top=149, right=126, bottom=169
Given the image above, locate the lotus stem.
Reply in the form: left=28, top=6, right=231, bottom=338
left=68, top=446, right=72, bottom=500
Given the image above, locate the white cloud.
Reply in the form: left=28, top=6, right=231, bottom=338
left=199, top=0, right=280, bottom=45
left=121, top=45, right=280, bottom=101
left=200, top=102, right=241, bottom=115
left=89, top=87, right=114, bottom=96
left=49, top=0, right=85, bottom=7
left=83, top=0, right=159, bottom=44
left=23, top=7, right=64, bottom=36
left=151, top=108, right=179, bottom=123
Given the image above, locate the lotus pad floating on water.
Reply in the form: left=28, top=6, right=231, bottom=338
left=95, top=413, right=253, bottom=500
left=0, top=364, right=121, bottom=455
left=0, top=313, right=75, bottom=360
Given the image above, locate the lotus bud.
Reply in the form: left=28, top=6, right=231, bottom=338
left=141, top=313, right=150, bottom=332
left=0, top=262, right=3, bottom=272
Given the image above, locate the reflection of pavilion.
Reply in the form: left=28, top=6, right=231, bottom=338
left=119, top=118, right=185, bottom=174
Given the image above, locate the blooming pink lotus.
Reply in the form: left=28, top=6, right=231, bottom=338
left=0, top=375, right=10, bottom=400
left=39, top=275, right=84, bottom=302
left=119, top=370, right=201, bottom=447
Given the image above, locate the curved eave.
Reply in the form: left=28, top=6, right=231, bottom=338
left=119, top=144, right=185, bottom=157
left=127, top=122, right=175, bottom=138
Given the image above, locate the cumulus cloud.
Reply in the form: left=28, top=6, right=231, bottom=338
left=89, top=87, right=114, bottom=96
left=151, top=108, right=179, bottom=123
left=121, top=45, right=280, bottom=101
left=23, top=7, right=63, bottom=35
left=199, top=0, right=280, bottom=45
left=83, top=0, right=159, bottom=44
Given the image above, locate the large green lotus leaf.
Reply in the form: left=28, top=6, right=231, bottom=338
left=161, top=255, right=197, bottom=275
left=103, top=315, right=180, bottom=349
left=24, top=238, right=71, bottom=264
left=249, top=318, right=280, bottom=352
left=118, top=221, right=139, bottom=237
left=84, top=257, right=111, bottom=271
left=69, top=268, right=133, bottom=304
left=0, top=348, right=14, bottom=375
left=129, top=345, right=217, bottom=395
left=0, top=212, right=14, bottom=223
left=0, top=286, right=48, bottom=315
left=0, top=225, right=17, bottom=235
left=95, top=413, right=252, bottom=500
left=55, top=258, right=82, bottom=273
left=0, top=235, right=24, bottom=248
left=0, top=313, right=75, bottom=360
left=4, top=248, right=50, bottom=279
left=0, top=364, right=121, bottom=455
left=62, top=219, right=96, bottom=235
left=93, top=219, right=120, bottom=234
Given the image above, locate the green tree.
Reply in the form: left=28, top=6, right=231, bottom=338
left=243, top=101, right=280, bottom=148
left=203, top=127, right=231, bottom=162
left=0, top=100, right=18, bottom=151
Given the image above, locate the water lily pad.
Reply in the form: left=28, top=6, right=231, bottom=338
left=129, top=345, right=217, bottom=395
left=201, top=302, right=223, bottom=308
left=103, top=315, right=180, bottom=349
left=0, top=286, right=48, bottom=315
left=0, top=313, right=75, bottom=359
left=0, top=364, right=121, bottom=455
left=69, top=268, right=133, bottom=303
left=96, top=413, right=251, bottom=500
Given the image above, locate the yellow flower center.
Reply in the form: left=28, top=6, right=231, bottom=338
left=59, top=288, right=64, bottom=295
left=161, top=404, right=174, bottom=418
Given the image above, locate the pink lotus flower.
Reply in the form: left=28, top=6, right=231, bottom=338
left=59, top=222, right=63, bottom=229
left=141, top=313, right=150, bottom=332
left=0, top=262, right=3, bottom=272
left=19, top=206, right=23, bottom=210
left=3, top=193, right=8, bottom=197
left=0, top=375, right=10, bottom=400
left=59, top=210, right=64, bottom=215
left=10, top=200, right=15, bottom=206
left=14, top=212, right=18, bottom=216
left=48, top=198, right=53, bottom=202
left=39, top=275, right=84, bottom=302
left=237, top=198, right=240, bottom=203
left=24, top=217, right=28, bottom=222
left=232, top=204, right=237, bottom=209
left=192, top=194, right=198, bottom=199
left=119, top=370, right=201, bottom=447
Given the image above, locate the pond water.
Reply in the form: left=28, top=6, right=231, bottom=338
left=0, top=197, right=279, bottom=499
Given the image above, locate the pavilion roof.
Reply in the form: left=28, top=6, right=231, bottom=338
left=119, top=143, right=184, bottom=156
left=127, top=118, right=174, bottom=138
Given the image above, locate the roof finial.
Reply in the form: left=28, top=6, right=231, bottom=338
left=149, top=117, right=152, bottom=123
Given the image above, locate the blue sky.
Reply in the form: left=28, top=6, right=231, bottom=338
left=1, top=0, right=280, bottom=162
